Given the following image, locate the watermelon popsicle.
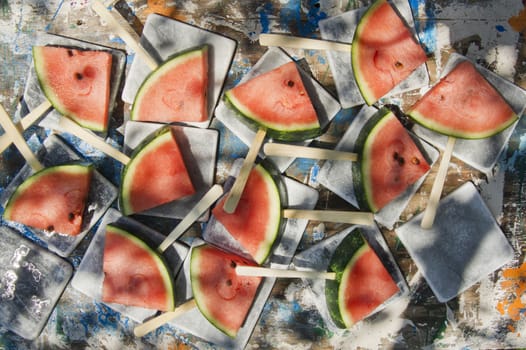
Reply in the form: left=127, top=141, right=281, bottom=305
left=0, top=106, right=117, bottom=256
left=292, top=225, right=408, bottom=332
left=406, top=56, right=522, bottom=229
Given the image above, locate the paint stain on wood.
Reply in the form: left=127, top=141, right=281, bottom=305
left=496, top=262, right=526, bottom=323
left=508, top=4, right=526, bottom=33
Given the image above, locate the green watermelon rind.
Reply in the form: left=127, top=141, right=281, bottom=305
left=408, top=108, right=519, bottom=140
left=190, top=245, right=238, bottom=338
left=352, top=108, right=393, bottom=213
left=4, top=163, right=93, bottom=221
left=32, top=46, right=109, bottom=132
left=130, top=45, right=209, bottom=122
left=224, top=93, right=322, bottom=142
left=119, top=126, right=174, bottom=215
left=104, top=224, right=175, bottom=311
left=249, top=163, right=282, bottom=265
left=325, top=231, right=368, bottom=329
left=350, top=0, right=386, bottom=106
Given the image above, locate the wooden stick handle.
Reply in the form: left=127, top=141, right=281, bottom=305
left=57, top=116, right=131, bottom=165
left=0, top=100, right=52, bottom=153
left=0, top=104, right=43, bottom=171
left=223, top=128, right=267, bottom=213
left=283, top=209, right=375, bottom=226
left=236, top=266, right=336, bottom=280
left=133, top=299, right=197, bottom=337
left=259, top=33, right=351, bottom=52
left=158, top=184, right=224, bottom=253
left=421, top=136, right=456, bottom=229
left=91, top=0, right=158, bottom=71
left=264, top=143, right=358, bottom=161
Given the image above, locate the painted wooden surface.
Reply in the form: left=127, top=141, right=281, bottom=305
left=0, top=0, right=525, bottom=348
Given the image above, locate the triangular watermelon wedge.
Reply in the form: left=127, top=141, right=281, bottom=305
left=102, top=224, right=175, bottom=311
left=353, top=108, right=430, bottom=213
left=33, top=46, right=113, bottom=132
left=212, top=163, right=282, bottom=264
left=351, top=0, right=427, bottom=105
left=225, top=61, right=321, bottom=141
left=190, top=243, right=262, bottom=338
left=408, top=60, right=518, bottom=139
left=120, top=126, right=196, bottom=215
left=131, top=45, right=209, bottom=123
left=3, top=163, right=93, bottom=236
left=325, top=230, right=399, bottom=328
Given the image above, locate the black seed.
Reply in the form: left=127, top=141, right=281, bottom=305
left=287, top=80, right=294, bottom=87
left=75, top=72, right=83, bottom=80
left=226, top=279, right=232, bottom=286
left=47, top=225, right=54, bottom=231
left=395, top=61, right=404, bottom=69
left=230, top=260, right=237, bottom=268
left=67, top=49, right=74, bottom=57
left=68, top=212, right=75, bottom=221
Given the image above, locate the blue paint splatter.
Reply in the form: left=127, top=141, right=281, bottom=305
left=258, top=2, right=273, bottom=33
left=45, top=0, right=65, bottom=32
left=408, top=0, right=437, bottom=54
left=279, top=0, right=327, bottom=37
left=495, top=25, right=506, bottom=32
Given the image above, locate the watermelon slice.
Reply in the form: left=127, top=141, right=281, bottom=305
left=190, top=243, right=262, bottom=338
left=3, top=164, right=93, bottom=236
left=120, top=127, right=196, bottom=215
left=353, top=108, right=430, bottom=213
left=351, top=0, right=427, bottom=105
left=131, top=45, right=208, bottom=123
left=225, top=61, right=321, bottom=141
left=325, top=231, right=399, bottom=328
left=212, top=164, right=281, bottom=264
left=102, top=224, right=175, bottom=311
left=33, top=46, right=113, bottom=132
left=408, top=60, right=518, bottom=139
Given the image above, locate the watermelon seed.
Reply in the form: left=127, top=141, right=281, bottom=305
left=68, top=212, right=76, bottom=221
left=394, top=61, right=404, bottom=69
left=75, top=72, right=83, bottom=80
left=411, top=157, right=420, bottom=165
left=393, top=152, right=405, bottom=166
left=230, top=260, right=237, bottom=268
left=287, top=80, right=295, bottom=87
left=67, top=49, right=74, bottom=57
left=226, top=279, right=232, bottom=286
left=46, top=225, right=54, bottom=232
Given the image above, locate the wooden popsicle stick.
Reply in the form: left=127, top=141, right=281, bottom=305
left=58, top=116, right=131, bottom=165
left=133, top=299, right=197, bottom=337
left=223, top=128, right=267, bottom=214
left=282, top=209, right=375, bottom=226
left=420, top=136, right=456, bottom=229
left=0, top=104, right=43, bottom=171
left=264, top=143, right=358, bottom=161
left=259, top=33, right=351, bottom=52
left=236, top=265, right=336, bottom=280
left=157, top=184, right=224, bottom=253
left=91, top=0, right=158, bottom=71
left=0, top=100, right=52, bottom=153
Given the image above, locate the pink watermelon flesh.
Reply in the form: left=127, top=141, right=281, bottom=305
left=225, top=61, right=320, bottom=139
left=131, top=46, right=208, bottom=123
left=212, top=164, right=281, bottom=264
left=339, top=244, right=399, bottom=326
left=190, top=244, right=262, bottom=338
left=361, top=110, right=430, bottom=212
left=351, top=0, right=427, bottom=105
left=102, top=225, right=174, bottom=311
left=120, top=128, right=196, bottom=215
left=4, top=164, right=92, bottom=236
left=408, top=60, right=518, bottom=139
left=33, top=46, right=112, bottom=132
